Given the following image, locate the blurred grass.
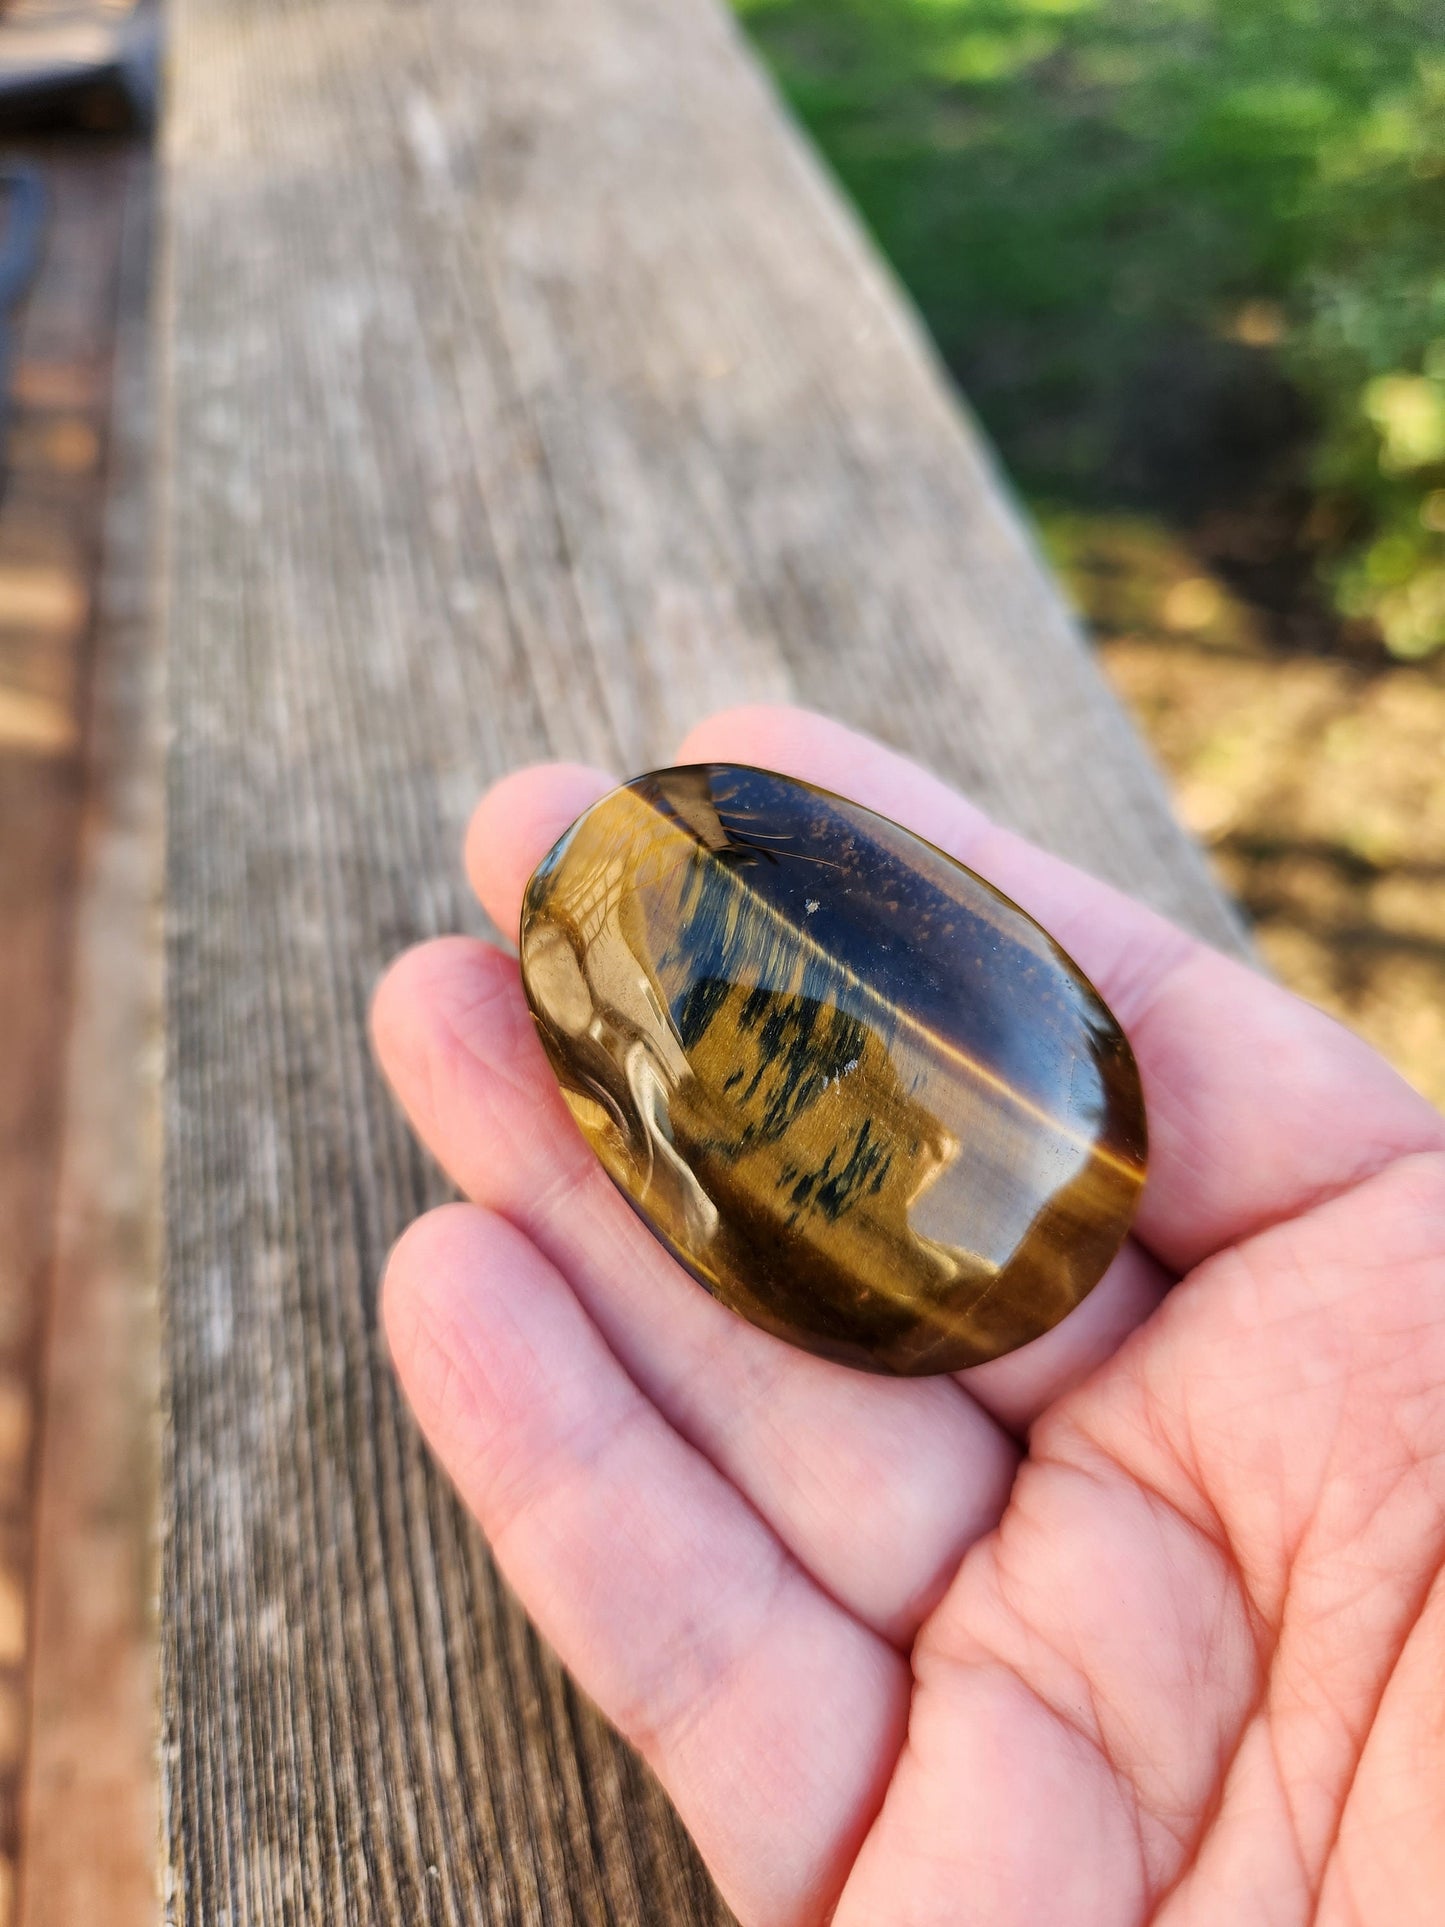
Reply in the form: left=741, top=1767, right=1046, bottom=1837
left=736, top=0, right=1445, bottom=1107
left=736, top=0, right=1445, bottom=655
left=1047, top=510, right=1445, bottom=1106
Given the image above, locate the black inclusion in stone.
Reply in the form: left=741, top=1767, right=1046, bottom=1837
left=672, top=974, right=731, bottom=1050
left=648, top=764, right=1089, bottom=1117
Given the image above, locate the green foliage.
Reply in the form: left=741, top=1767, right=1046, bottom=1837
left=734, top=0, right=1445, bottom=654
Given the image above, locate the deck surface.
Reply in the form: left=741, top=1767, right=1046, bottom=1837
left=0, top=133, right=158, bottom=1927
left=159, top=1, right=1247, bottom=1920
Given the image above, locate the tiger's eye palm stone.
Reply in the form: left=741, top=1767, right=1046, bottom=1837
left=519, top=764, right=1147, bottom=1376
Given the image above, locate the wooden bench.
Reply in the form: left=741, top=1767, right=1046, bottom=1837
left=159, top=0, right=1247, bottom=1917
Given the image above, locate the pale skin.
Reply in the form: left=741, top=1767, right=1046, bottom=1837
left=371, top=706, right=1445, bottom=1926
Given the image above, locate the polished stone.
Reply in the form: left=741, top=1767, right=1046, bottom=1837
left=519, top=764, right=1147, bottom=1375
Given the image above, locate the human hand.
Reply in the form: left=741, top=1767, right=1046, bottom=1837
left=372, top=707, right=1445, bottom=1926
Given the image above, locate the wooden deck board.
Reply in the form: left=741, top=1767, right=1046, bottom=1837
left=160, top=1, right=1248, bottom=1920
left=0, top=136, right=155, bottom=1927
left=19, top=143, right=159, bottom=1927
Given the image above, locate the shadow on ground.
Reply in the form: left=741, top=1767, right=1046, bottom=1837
left=1046, top=511, right=1445, bottom=1109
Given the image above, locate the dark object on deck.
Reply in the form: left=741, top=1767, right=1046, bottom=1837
left=0, top=163, right=44, bottom=502
left=0, top=2, right=160, bottom=133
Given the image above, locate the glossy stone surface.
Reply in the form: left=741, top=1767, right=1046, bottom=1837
left=519, top=764, right=1147, bottom=1376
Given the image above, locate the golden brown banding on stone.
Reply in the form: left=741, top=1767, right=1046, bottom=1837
left=520, top=764, right=1147, bottom=1376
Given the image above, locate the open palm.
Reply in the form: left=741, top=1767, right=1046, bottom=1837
left=372, top=708, right=1445, bottom=1926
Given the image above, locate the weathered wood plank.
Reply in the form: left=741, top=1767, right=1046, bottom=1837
left=21, top=145, right=160, bottom=1927
left=160, top=1, right=1248, bottom=1921
left=0, top=140, right=137, bottom=1924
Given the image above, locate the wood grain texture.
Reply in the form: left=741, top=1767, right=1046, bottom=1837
left=21, top=145, right=160, bottom=1927
left=0, top=140, right=136, bottom=1923
left=160, top=1, right=1249, bottom=1921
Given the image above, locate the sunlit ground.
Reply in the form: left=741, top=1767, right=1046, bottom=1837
left=1045, top=513, right=1445, bottom=1109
